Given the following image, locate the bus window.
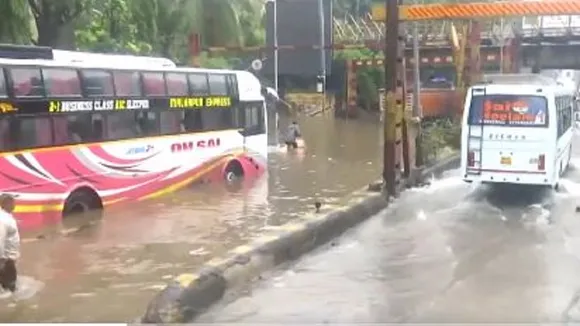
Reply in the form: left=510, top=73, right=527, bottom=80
left=557, top=96, right=573, bottom=137
left=9, top=68, right=44, bottom=98
left=52, top=116, right=70, bottom=145
left=202, top=109, right=233, bottom=131
left=0, top=69, right=7, bottom=97
left=81, top=70, right=114, bottom=97
left=65, top=115, right=92, bottom=143
left=135, top=111, right=159, bottom=136
left=188, top=73, right=209, bottom=95
left=226, top=74, right=238, bottom=98
left=42, top=68, right=81, bottom=97
left=113, top=71, right=141, bottom=97
left=165, top=73, right=188, bottom=96
left=240, top=102, right=264, bottom=135
left=2, top=116, right=50, bottom=150
left=160, top=111, right=183, bottom=135
left=106, top=111, right=139, bottom=140
left=142, top=72, right=166, bottom=96
left=92, top=114, right=104, bottom=141
left=208, top=74, right=227, bottom=95
left=183, top=111, right=203, bottom=132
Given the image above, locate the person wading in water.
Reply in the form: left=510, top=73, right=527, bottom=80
left=0, top=194, right=19, bottom=295
left=284, top=121, right=302, bottom=150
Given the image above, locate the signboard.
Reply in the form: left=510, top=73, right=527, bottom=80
left=372, top=4, right=386, bottom=22
left=264, top=0, right=332, bottom=77
left=0, top=96, right=235, bottom=115
left=469, top=95, right=548, bottom=126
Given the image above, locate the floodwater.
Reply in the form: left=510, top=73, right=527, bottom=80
left=199, top=133, right=580, bottom=323
left=2, top=112, right=383, bottom=322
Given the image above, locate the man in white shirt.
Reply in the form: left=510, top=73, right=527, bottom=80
left=0, top=194, right=19, bottom=293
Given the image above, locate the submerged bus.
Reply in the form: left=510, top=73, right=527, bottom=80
left=0, top=47, right=268, bottom=229
left=461, top=74, right=575, bottom=188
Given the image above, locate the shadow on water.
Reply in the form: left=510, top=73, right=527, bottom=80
left=462, top=183, right=555, bottom=226
left=485, top=184, right=553, bottom=209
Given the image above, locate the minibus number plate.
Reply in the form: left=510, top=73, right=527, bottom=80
left=500, top=156, right=511, bottom=165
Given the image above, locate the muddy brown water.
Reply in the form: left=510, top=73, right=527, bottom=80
left=2, top=112, right=383, bottom=322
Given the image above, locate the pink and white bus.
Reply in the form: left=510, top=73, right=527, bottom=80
left=0, top=46, right=268, bottom=230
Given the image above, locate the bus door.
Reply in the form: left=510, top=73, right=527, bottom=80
left=236, top=101, right=266, bottom=155
left=467, top=90, right=549, bottom=174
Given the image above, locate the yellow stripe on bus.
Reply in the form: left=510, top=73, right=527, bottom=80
left=14, top=204, right=63, bottom=213
left=103, top=197, right=128, bottom=206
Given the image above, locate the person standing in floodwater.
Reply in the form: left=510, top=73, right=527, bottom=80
left=284, top=121, right=302, bottom=150
left=0, top=194, right=19, bottom=294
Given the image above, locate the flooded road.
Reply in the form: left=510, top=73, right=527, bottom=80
left=3, top=113, right=383, bottom=322
left=199, top=150, right=580, bottom=323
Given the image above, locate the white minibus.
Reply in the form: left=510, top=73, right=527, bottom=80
left=461, top=74, right=575, bottom=188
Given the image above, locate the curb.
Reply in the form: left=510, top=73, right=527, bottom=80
left=141, top=154, right=460, bottom=323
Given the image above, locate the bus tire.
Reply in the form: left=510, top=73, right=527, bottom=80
left=63, top=187, right=103, bottom=217
left=224, top=160, right=244, bottom=183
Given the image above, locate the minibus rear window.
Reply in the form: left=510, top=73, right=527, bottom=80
left=468, top=95, right=548, bottom=127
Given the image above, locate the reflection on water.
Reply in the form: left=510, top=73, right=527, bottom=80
left=4, top=112, right=383, bottom=322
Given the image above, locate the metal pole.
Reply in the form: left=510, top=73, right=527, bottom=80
left=273, top=0, right=280, bottom=137
left=274, top=0, right=279, bottom=93
left=412, top=21, right=423, bottom=167
left=318, top=0, right=326, bottom=111
left=499, top=19, right=504, bottom=73
left=383, top=0, right=399, bottom=197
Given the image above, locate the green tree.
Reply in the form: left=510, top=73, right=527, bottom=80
left=0, top=0, right=34, bottom=44
left=28, top=0, right=86, bottom=48
left=75, top=0, right=153, bottom=54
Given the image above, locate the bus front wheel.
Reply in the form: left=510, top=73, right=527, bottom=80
left=63, top=187, right=103, bottom=217
left=224, top=160, right=244, bottom=183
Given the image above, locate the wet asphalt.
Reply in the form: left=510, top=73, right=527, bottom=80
left=199, top=150, right=580, bottom=323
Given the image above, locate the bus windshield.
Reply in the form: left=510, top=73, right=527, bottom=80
left=468, top=95, right=548, bottom=127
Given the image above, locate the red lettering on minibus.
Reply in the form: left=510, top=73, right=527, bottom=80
left=171, top=138, right=221, bottom=153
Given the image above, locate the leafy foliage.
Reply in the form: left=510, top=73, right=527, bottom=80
left=0, top=0, right=266, bottom=67
left=421, top=119, right=461, bottom=163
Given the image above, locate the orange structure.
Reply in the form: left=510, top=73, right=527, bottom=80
left=372, top=0, right=580, bottom=21
left=360, top=0, right=580, bottom=120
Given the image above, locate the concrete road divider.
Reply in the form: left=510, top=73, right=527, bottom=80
left=141, top=154, right=460, bottom=323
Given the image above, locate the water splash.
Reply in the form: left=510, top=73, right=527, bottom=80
left=557, top=179, right=580, bottom=197
left=411, top=176, right=463, bottom=194
left=416, top=210, right=427, bottom=221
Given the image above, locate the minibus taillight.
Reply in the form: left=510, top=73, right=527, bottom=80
left=468, top=151, right=475, bottom=167
left=538, top=154, right=545, bottom=171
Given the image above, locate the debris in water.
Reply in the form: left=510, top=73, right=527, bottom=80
left=314, top=201, right=322, bottom=213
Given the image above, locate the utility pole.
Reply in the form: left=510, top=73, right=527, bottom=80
left=383, top=0, right=404, bottom=197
